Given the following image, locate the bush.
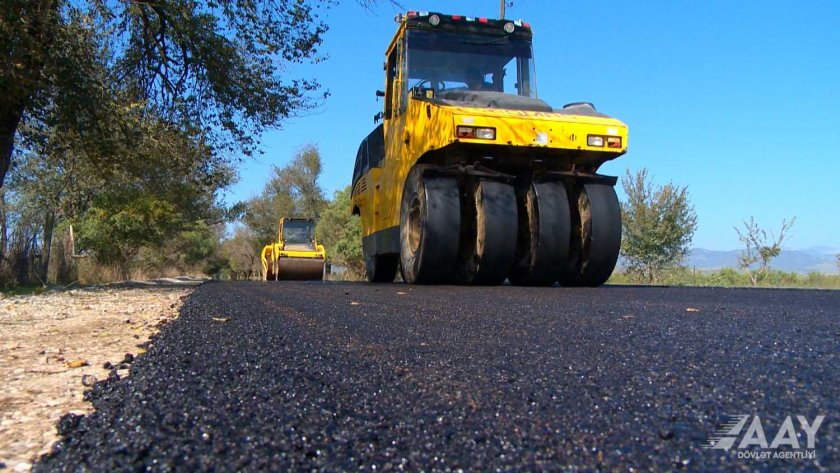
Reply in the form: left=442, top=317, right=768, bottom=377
left=315, top=186, right=364, bottom=279
left=620, top=168, right=697, bottom=282
left=610, top=267, right=840, bottom=290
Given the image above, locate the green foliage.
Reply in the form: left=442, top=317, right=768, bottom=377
left=5, top=91, right=234, bottom=284
left=609, top=267, right=840, bottom=290
left=1, top=0, right=331, bottom=190
left=2, top=2, right=238, bottom=284
left=176, top=222, right=220, bottom=265
left=244, top=144, right=327, bottom=244
left=74, top=199, right=227, bottom=279
left=620, top=168, right=697, bottom=282
left=735, top=217, right=795, bottom=286
left=75, top=196, right=182, bottom=266
left=0, top=0, right=378, bottom=284
left=132, top=221, right=225, bottom=276
left=219, top=227, right=260, bottom=280
left=316, top=186, right=363, bottom=276
left=0, top=285, right=47, bottom=296
left=705, top=268, right=745, bottom=287
left=231, top=158, right=364, bottom=280
left=107, top=0, right=329, bottom=157
left=269, top=144, right=327, bottom=219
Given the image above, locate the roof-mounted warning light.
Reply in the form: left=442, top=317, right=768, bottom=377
left=404, top=12, right=532, bottom=30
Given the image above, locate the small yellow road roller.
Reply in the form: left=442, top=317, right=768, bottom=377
left=260, top=218, right=325, bottom=281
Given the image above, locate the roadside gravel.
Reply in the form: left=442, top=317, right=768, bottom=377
left=0, top=281, right=199, bottom=471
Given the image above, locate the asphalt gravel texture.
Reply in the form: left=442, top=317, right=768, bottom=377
left=34, top=282, right=840, bottom=472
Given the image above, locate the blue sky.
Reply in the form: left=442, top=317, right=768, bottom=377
left=224, top=1, right=840, bottom=251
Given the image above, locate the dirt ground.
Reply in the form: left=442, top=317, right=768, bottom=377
left=0, top=279, right=203, bottom=471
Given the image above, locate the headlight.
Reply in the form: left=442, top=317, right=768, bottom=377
left=474, top=127, right=496, bottom=140
left=587, top=134, right=622, bottom=148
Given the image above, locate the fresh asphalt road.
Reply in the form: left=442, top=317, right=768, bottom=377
left=35, top=282, right=840, bottom=472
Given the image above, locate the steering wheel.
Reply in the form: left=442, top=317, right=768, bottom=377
left=412, top=79, right=446, bottom=95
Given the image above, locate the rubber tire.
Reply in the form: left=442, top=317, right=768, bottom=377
left=399, top=166, right=460, bottom=284
left=365, top=253, right=399, bottom=283
left=456, top=180, right=517, bottom=285
left=558, top=183, right=622, bottom=287
left=509, top=181, right=571, bottom=286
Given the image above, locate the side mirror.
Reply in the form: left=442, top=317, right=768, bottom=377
left=375, top=90, right=385, bottom=98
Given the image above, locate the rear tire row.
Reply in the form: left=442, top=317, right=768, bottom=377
left=365, top=165, right=622, bottom=286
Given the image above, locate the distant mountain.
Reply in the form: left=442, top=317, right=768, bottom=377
left=684, top=248, right=838, bottom=274
left=799, top=246, right=840, bottom=256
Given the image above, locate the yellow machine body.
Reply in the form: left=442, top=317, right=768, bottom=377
left=351, top=12, right=629, bottom=286
left=354, top=103, right=628, bottom=236
left=261, top=218, right=326, bottom=281
left=352, top=14, right=626, bottom=239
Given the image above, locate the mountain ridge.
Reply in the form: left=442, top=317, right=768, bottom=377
left=683, top=248, right=839, bottom=274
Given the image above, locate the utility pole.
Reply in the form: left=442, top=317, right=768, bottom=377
left=500, top=0, right=505, bottom=19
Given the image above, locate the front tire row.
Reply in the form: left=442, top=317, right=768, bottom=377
left=363, top=167, right=622, bottom=287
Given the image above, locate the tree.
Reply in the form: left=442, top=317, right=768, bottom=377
left=266, top=144, right=327, bottom=220
left=620, top=168, right=697, bottom=282
left=735, top=217, right=795, bottom=286
left=135, top=221, right=225, bottom=276
left=4, top=90, right=234, bottom=283
left=1, top=0, right=331, bottom=190
left=243, top=144, right=326, bottom=244
left=219, top=227, right=260, bottom=280
left=316, top=186, right=363, bottom=277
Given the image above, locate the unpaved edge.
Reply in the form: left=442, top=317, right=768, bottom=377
left=0, top=282, right=202, bottom=471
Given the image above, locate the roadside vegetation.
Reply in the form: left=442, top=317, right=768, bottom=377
left=609, top=267, right=840, bottom=290
left=0, top=0, right=335, bottom=287
left=613, top=169, right=834, bottom=289
left=0, top=2, right=834, bottom=289
left=619, top=169, right=697, bottom=283
left=219, top=146, right=364, bottom=281
left=735, top=217, right=796, bottom=286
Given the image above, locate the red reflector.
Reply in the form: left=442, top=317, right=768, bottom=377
left=523, top=22, right=531, bottom=28
left=478, top=17, right=488, bottom=23
left=607, top=137, right=622, bottom=148
left=456, top=126, right=474, bottom=138
left=407, top=11, right=417, bottom=17
left=451, top=15, right=462, bottom=20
